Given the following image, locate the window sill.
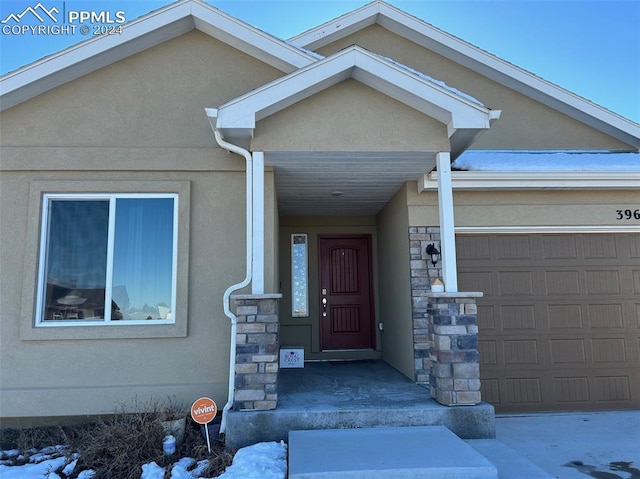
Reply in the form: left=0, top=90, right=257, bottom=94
left=21, top=319, right=186, bottom=340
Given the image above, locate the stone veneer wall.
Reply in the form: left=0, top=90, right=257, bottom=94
left=409, top=226, right=441, bottom=384
left=427, top=293, right=482, bottom=406
left=231, top=294, right=282, bottom=411
left=409, top=227, right=483, bottom=406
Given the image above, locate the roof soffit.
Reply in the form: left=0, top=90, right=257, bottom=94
left=0, top=0, right=317, bottom=112
left=289, top=1, right=640, bottom=149
left=210, top=45, right=497, bottom=154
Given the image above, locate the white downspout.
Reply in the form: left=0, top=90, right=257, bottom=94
left=210, top=125, right=253, bottom=435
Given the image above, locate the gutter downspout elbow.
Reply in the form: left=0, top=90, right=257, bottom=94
left=210, top=125, right=253, bottom=436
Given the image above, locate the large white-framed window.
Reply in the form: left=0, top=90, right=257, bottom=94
left=35, top=193, right=178, bottom=326
left=291, top=233, right=309, bottom=317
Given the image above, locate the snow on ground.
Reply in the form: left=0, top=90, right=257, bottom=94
left=0, top=441, right=287, bottom=479
left=216, top=442, right=287, bottom=479
left=452, top=151, right=640, bottom=172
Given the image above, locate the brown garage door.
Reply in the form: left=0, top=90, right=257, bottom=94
left=457, top=233, right=640, bottom=412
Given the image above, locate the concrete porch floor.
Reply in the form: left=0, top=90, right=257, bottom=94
left=224, top=360, right=495, bottom=449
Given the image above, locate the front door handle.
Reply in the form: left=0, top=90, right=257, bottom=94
left=322, top=297, right=327, bottom=317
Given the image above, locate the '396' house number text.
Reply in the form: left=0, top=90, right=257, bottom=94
left=616, top=209, right=640, bottom=220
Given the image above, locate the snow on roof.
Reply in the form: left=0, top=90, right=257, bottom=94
left=380, top=54, right=484, bottom=106
left=452, top=151, right=640, bottom=172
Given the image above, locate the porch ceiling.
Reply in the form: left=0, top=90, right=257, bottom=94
left=265, top=151, right=437, bottom=216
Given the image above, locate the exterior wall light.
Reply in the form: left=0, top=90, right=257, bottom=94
left=426, top=243, right=441, bottom=267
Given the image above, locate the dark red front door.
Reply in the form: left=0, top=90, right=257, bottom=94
left=318, top=236, right=375, bottom=350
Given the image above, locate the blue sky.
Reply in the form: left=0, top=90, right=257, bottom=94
left=1, top=0, right=639, bottom=123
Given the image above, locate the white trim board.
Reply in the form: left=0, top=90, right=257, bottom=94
left=419, top=171, right=640, bottom=191
left=456, top=226, right=640, bottom=234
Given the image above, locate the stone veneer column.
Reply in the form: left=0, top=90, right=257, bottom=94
left=409, top=226, right=441, bottom=384
left=231, top=294, right=282, bottom=411
left=409, top=226, right=484, bottom=406
left=427, top=292, right=483, bottom=406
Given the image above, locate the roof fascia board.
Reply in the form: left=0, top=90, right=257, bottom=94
left=290, top=1, right=640, bottom=148
left=419, top=170, right=640, bottom=191
left=288, top=1, right=381, bottom=50
left=1, top=3, right=195, bottom=111
left=214, top=50, right=358, bottom=131
left=352, top=68, right=452, bottom=125
left=351, top=50, right=490, bottom=129
left=214, top=46, right=493, bottom=138
left=188, top=2, right=316, bottom=72
left=376, top=3, right=640, bottom=148
left=0, top=0, right=317, bottom=112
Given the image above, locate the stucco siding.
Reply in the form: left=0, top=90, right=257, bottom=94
left=317, top=26, right=633, bottom=151
left=264, top=168, right=279, bottom=293
left=0, top=167, right=253, bottom=417
left=0, top=30, right=284, bottom=418
left=376, top=183, right=414, bottom=378
left=0, top=30, right=282, bottom=149
left=406, top=181, right=640, bottom=228
left=252, top=79, right=450, bottom=152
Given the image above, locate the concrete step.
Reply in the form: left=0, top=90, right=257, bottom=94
left=288, top=426, right=554, bottom=479
left=225, top=361, right=496, bottom=449
left=288, top=426, right=498, bottom=479
left=225, top=400, right=495, bottom=449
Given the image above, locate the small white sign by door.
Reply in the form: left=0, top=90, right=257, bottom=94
left=280, top=347, right=304, bottom=368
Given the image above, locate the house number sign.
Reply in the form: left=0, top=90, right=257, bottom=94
left=615, top=209, right=640, bottom=220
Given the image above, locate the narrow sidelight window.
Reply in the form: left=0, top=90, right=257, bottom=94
left=291, top=234, right=309, bottom=317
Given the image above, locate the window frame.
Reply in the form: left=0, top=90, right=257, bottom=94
left=20, top=180, right=190, bottom=340
left=35, top=193, right=179, bottom=327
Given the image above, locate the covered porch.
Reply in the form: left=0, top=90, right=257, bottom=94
left=224, top=360, right=495, bottom=449
left=205, top=44, right=501, bottom=442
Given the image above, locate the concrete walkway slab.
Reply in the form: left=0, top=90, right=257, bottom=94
left=495, top=411, right=640, bottom=479
left=288, top=426, right=498, bottom=479
left=465, top=440, right=553, bottom=479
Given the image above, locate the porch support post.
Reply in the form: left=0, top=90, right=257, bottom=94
left=231, top=293, right=282, bottom=411
left=252, top=151, right=265, bottom=294
left=436, top=152, right=458, bottom=292
left=427, top=292, right=482, bottom=406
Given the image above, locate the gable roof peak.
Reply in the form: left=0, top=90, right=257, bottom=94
left=0, top=0, right=317, bottom=112
left=208, top=43, right=500, bottom=157
left=289, top=0, right=639, bottom=148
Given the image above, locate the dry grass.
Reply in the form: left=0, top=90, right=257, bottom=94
left=0, top=399, right=235, bottom=478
